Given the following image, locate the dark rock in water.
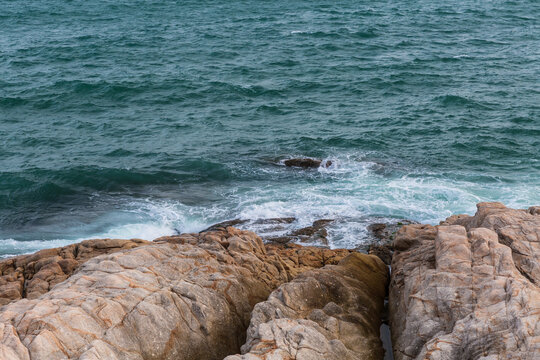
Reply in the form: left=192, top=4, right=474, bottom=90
left=201, top=219, right=248, bottom=232
left=290, top=219, right=333, bottom=237
left=368, top=220, right=417, bottom=244
left=365, top=219, right=417, bottom=265
left=203, top=217, right=296, bottom=234
left=253, top=217, right=296, bottom=224
left=312, top=218, right=334, bottom=228
left=268, top=219, right=334, bottom=246
left=205, top=217, right=331, bottom=246
left=367, top=223, right=387, bottom=239
left=284, top=158, right=332, bottom=168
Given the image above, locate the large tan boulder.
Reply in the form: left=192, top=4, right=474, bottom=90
left=225, top=252, right=389, bottom=360
left=0, top=238, right=150, bottom=305
left=0, top=228, right=351, bottom=360
left=390, top=202, right=540, bottom=359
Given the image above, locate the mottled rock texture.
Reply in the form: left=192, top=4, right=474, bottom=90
left=0, top=238, right=150, bottom=305
left=225, top=252, right=389, bottom=360
left=0, top=228, right=351, bottom=360
left=390, top=202, right=540, bottom=360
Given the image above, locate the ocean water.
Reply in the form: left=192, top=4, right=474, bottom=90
left=1, top=0, right=539, bottom=257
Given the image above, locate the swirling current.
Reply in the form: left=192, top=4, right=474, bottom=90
left=1, top=0, right=539, bottom=256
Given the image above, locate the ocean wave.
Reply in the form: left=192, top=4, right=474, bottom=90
left=434, top=94, right=495, bottom=109
left=2, top=0, right=539, bottom=256
left=2, top=156, right=538, bottom=254
left=0, top=162, right=234, bottom=209
left=0, top=238, right=80, bottom=257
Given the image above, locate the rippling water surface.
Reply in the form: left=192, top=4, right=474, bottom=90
left=1, top=0, right=539, bottom=255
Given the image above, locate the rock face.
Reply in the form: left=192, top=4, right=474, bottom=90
left=0, top=228, right=351, bottom=360
left=0, top=238, right=150, bottom=306
left=390, top=202, right=540, bottom=359
left=225, top=252, right=389, bottom=360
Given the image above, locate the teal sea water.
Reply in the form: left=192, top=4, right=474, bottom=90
left=1, top=0, right=539, bottom=256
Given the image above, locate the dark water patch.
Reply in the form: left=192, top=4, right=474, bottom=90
left=0, top=97, right=29, bottom=107
left=435, top=95, right=495, bottom=110
left=105, top=148, right=135, bottom=157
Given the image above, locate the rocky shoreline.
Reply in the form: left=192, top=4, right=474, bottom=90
left=0, top=202, right=538, bottom=359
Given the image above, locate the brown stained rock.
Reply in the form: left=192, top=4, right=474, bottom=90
left=444, top=202, right=540, bottom=285
left=225, top=252, right=389, bottom=360
left=0, top=228, right=352, bottom=360
left=390, top=202, right=540, bottom=360
left=368, top=244, right=393, bottom=265
left=283, top=158, right=332, bottom=169
left=0, top=238, right=150, bottom=306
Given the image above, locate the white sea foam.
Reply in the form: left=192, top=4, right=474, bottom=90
left=0, top=238, right=80, bottom=257
left=3, top=152, right=539, bottom=255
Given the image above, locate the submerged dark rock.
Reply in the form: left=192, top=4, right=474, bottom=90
left=203, top=217, right=296, bottom=233
left=284, top=158, right=332, bottom=168
left=267, top=219, right=334, bottom=246
left=253, top=217, right=296, bottom=224
left=201, top=219, right=248, bottom=232
left=368, top=220, right=417, bottom=243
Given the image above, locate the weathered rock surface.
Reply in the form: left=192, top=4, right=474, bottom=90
left=0, top=238, right=150, bottom=305
left=0, top=227, right=351, bottom=360
left=225, top=252, right=389, bottom=360
left=390, top=202, right=540, bottom=359
left=283, top=158, right=332, bottom=169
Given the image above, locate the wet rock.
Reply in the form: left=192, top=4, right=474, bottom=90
left=202, top=217, right=296, bottom=237
left=0, top=238, right=150, bottom=306
left=225, top=252, right=389, bottom=360
left=201, top=219, right=248, bottom=232
left=390, top=202, right=540, bottom=359
left=365, top=220, right=416, bottom=265
left=284, top=158, right=332, bottom=169
left=267, top=219, right=334, bottom=246
left=368, top=220, right=417, bottom=244
left=0, top=228, right=352, bottom=360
